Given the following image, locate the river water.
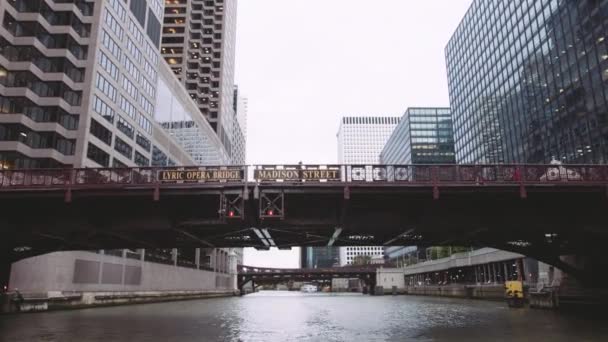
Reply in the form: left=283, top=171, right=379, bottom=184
left=1, top=292, right=607, bottom=341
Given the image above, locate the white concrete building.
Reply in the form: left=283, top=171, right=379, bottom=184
left=376, top=268, right=406, bottom=292
left=336, top=116, right=399, bottom=265
left=337, top=116, right=400, bottom=164
left=340, top=246, right=385, bottom=266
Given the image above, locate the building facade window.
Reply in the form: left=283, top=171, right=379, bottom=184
left=98, top=51, right=120, bottom=81
left=134, top=151, right=150, bottom=166
left=101, top=30, right=121, bottom=60
left=89, top=118, right=112, bottom=146
left=87, top=143, right=109, bottom=167
left=114, top=136, right=133, bottom=159
left=92, top=96, right=115, bottom=123
left=116, top=116, right=135, bottom=139
left=136, top=132, right=151, bottom=152
left=95, top=73, right=117, bottom=103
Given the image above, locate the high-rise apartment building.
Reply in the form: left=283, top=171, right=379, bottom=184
left=446, top=0, right=608, bottom=164
left=161, top=0, right=240, bottom=163
left=0, top=0, right=176, bottom=169
left=380, top=108, right=455, bottom=165
left=1, top=0, right=237, bottom=294
left=336, top=116, right=400, bottom=265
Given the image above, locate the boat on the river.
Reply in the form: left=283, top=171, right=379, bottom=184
left=300, top=284, right=317, bottom=293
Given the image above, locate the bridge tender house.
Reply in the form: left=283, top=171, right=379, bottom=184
left=159, top=170, right=242, bottom=181
left=255, top=169, right=340, bottom=181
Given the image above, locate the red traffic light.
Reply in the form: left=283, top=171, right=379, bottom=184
left=267, top=209, right=274, bottom=216
left=228, top=210, right=234, bottom=217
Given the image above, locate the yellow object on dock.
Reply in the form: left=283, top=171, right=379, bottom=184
left=505, top=281, right=525, bottom=308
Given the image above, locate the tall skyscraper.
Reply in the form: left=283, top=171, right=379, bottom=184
left=380, top=108, right=456, bottom=265
left=336, top=116, right=400, bottom=265
left=446, top=0, right=608, bottom=164
left=160, top=0, right=240, bottom=163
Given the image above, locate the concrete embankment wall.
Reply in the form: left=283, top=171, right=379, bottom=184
left=3, top=251, right=236, bottom=313
left=2, top=290, right=236, bottom=313
left=10, top=251, right=234, bottom=293
left=403, top=285, right=507, bottom=300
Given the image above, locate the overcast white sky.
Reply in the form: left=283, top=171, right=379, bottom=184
left=234, top=0, right=473, bottom=268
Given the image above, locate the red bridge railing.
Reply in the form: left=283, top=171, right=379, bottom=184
left=0, top=164, right=607, bottom=190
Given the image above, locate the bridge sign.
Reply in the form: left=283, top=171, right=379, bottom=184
left=254, top=168, right=341, bottom=182
left=158, top=169, right=244, bottom=182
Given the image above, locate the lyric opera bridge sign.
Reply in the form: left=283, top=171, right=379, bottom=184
left=158, top=166, right=341, bottom=183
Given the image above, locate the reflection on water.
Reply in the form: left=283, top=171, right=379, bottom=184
left=1, top=291, right=608, bottom=341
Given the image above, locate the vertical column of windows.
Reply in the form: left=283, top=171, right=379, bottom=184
left=104, top=9, right=124, bottom=40
left=108, top=0, right=127, bottom=21
left=119, top=95, right=137, bottom=119
left=102, top=30, right=122, bottom=60
left=92, top=96, right=115, bottom=123
left=98, top=52, right=120, bottom=81
left=123, top=56, right=140, bottom=83
left=95, top=73, right=117, bottom=103
left=126, top=37, right=143, bottom=64
left=121, top=76, right=139, bottom=100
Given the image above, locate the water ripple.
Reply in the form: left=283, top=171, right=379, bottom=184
left=1, top=292, right=608, bottom=342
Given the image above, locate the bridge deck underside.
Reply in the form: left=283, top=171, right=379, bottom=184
left=1, top=185, right=607, bottom=267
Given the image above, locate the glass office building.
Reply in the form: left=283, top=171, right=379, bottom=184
left=380, top=108, right=455, bottom=165
left=301, top=247, right=340, bottom=268
left=446, top=0, right=608, bottom=164
left=380, top=108, right=455, bottom=265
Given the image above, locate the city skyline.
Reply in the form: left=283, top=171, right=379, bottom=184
left=236, top=0, right=473, bottom=267
left=2, top=0, right=608, bottom=334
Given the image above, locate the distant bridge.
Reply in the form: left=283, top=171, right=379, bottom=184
left=237, top=264, right=381, bottom=293
left=1, top=164, right=608, bottom=284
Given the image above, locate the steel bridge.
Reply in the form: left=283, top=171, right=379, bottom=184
left=237, top=264, right=380, bottom=293
left=1, top=163, right=608, bottom=284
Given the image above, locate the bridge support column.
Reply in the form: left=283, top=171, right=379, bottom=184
left=0, top=250, right=11, bottom=292
left=485, top=264, right=491, bottom=283
left=0, top=263, right=9, bottom=292
left=516, top=258, right=524, bottom=281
